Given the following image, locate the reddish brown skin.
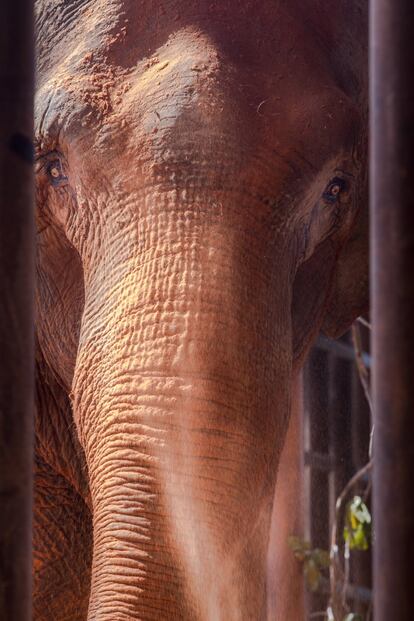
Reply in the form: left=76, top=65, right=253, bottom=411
left=34, top=1, right=368, bottom=619
left=267, top=373, right=305, bottom=621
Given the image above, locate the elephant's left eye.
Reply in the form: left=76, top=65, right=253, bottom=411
left=322, top=177, right=348, bottom=204
left=47, top=159, right=68, bottom=187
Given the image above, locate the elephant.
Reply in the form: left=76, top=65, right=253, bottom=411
left=33, top=1, right=368, bottom=619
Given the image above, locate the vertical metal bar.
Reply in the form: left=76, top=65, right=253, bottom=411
left=328, top=339, right=353, bottom=510
left=371, top=1, right=414, bottom=619
left=0, top=0, right=34, bottom=619
left=350, top=331, right=372, bottom=614
left=303, top=349, right=330, bottom=615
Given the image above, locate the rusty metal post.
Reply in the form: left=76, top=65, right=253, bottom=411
left=0, top=0, right=34, bottom=619
left=371, top=1, right=414, bottom=619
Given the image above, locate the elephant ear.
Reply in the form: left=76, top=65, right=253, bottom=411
left=291, top=203, right=368, bottom=363
left=291, top=0, right=368, bottom=356
left=304, top=0, right=369, bottom=338
left=321, top=203, right=369, bottom=339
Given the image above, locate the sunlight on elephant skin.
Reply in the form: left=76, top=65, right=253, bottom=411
left=33, top=1, right=368, bottom=619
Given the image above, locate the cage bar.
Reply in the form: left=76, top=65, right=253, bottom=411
left=371, top=1, right=414, bottom=619
left=0, top=0, right=34, bottom=619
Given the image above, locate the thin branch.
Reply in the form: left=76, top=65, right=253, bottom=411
left=352, top=323, right=374, bottom=458
left=357, top=316, right=371, bottom=330
left=341, top=541, right=351, bottom=611
left=351, top=323, right=373, bottom=414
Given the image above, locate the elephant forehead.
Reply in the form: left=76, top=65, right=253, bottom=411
left=35, top=27, right=221, bottom=157
left=35, top=0, right=148, bottom=149
left=35, top=2, right=360, bottom=192
left=121, top=28, right=222, bottom=125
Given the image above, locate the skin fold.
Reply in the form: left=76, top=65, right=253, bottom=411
left=34, top=1, right=368, bottom=619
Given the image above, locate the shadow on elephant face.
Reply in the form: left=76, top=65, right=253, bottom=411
left=292, top=190, right=368, bottom=365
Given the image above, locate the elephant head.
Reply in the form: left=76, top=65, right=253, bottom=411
left=34, top=1, right=368, bottom=619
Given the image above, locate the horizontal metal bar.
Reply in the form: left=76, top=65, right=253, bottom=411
left=319, top=577, right=372, bottom=604
left=315, top=335, right=371, bottom=368
left=304, top=451, right=336, bottom=472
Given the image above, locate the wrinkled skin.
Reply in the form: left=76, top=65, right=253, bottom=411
left=34, top=1, right=368, bottom=619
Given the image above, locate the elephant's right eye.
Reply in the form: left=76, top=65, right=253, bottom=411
left=322, top=177, right=348, bottom=204
left=47, top=159, right=68, bottom=187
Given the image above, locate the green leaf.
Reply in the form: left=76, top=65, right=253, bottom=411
left=288, top=536, right=311, bottom=553
left=304, top=557, right=321, bottom=592
left=313, top=548, right=331, bottom=568
left=288, top=536, right=330, bottom=592
left=288, top=536, right=311, bottom=562
left=343, top=496, right=371, bottom=551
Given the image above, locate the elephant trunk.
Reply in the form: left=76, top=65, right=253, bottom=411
left=72, top=192, right=293, bottom=620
